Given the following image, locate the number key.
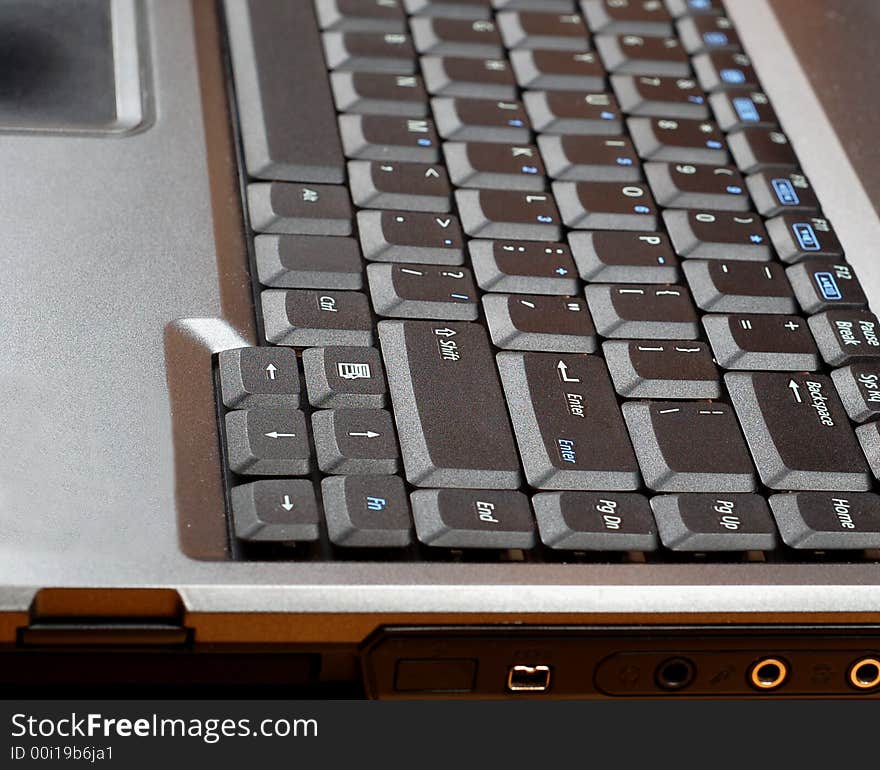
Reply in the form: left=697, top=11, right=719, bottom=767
left=645, top=162, right=750, bottom=211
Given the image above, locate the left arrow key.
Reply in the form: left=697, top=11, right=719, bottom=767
left=219, top=347, right=301, bottom=409
left=225, top=409, right=312, bottom=476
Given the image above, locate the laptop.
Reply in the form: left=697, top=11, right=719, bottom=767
left=2, top=0, right=880, bottom=698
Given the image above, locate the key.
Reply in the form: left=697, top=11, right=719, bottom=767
left=321, top=475, right=413, bottom=547
left=703, top=314, right=819, bottom=371
left=230, top=480, right=320, bottom=543
left=537, top=134, right=642, bottom=182
left=496, top=352, right=641, bottom=489
left=766, top=214, right=844, bottom=264
left=338, top=114, right=439, bottom=162
left=611, top=74, right=708, bottom=119
left=312, top=408, right=400, bottom=474
left=378, top=320, right=522, bottom=488
left=533, top=491, right=658, bottom=550
left=582, top=0, right=673, bottom=37
left=728, top=128, right=798, bottom=174
left=831, top=364, right=880, bottom=423
left=348, top=160, right=451, bottom=211
left=644, top=162, right=750, bottom=211
left=594, top=34, right=691, bottom=77
left=569, top=230, right=680, bottom=283
left=809, top=310, right=880, bottom=366
left=225, top=1, right=344, bottom=183
left=411, top=489, right=537, bottom=548
left=665, top=0, right=724, bottom=17
left=330, top=71, right=428, bottom=116
left=421, top=55, right=517, bottom=99
left=663, top=210, right=771, bottom=261
left=623, top=401, right=755, bottom=492
left=710, top=90, right=779, bottom=132
left=677, top=14, right=740, bottom=54
left=692, top=49, right=758, bottom=92
left=726, top=371, right=872, bottom=491
left=524, top=90, right=623, bottom=135
left=603, top=339, right=719, bottom=399
left=586, top=284, right=699, bottom=338
left=322, top=30, right=416, bottom=73
left=456, top=189, right=562, bottom=240
left=443, top=141, right=547, bottom=191
left=554, top=180, right=658, bottom=230
left=225, top=408, right=312, bottom=476
left=253, top=234, right=363, bottom=290
left=627, top=116, right=728, bottom=164
left=367, top=263, right=478, bottom=319
left=261, top=289, right=374, bottom=346
left=469, top=239, right=579, bottom=293
left=357, top=210, right=465, bottom=264
left=858, top=421, right=880, bottom=482
left=315, top=0, right=406, bottom=32
left=247, top=182, right=352, bottom=236
left=302, top=346, right=388, bottom=408
left=509, top=49, right=606, bottom=91
left=787, top=260, right=867, bottom=314
left=219, top=346, right=301, bottom=409
left=747, top=171, right=821, bottom=218
left=483, top=294, right=597, bottom=352
left=769, top=492, right=880, bottom=550
left=404, top=0, right=491, bottom=18
left=493, top=0, right=576, bottom=9
left=683, top=260, right=796, bottom=314
left=497, top=11, right=590, bottom=51
left=651, top=493, right=776, bottom=551
left=432, top=97, right=531, bottom=142
left=410, top=16, right=503, bottom=57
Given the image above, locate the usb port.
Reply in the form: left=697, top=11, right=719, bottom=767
left=507, top=664, right=552, bottom=693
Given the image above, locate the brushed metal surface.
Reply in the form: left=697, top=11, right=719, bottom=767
left=0, top=0, right=879, bottom=636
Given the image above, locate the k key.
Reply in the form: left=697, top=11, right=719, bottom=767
left=443, top=141, right=547, bottom=191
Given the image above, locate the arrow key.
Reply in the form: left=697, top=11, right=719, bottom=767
left=230, top=480, right=320, bottom=543
left=312, top=408, right=400, bottom=474
left=218, top=346, right=301, bottom=409
left=224, top=408, right=312, bottom=476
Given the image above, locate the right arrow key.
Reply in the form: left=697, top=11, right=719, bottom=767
left=725, top=372, right=871, bottom=491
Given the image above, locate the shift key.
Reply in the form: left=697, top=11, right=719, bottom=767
left=378, top=320, right=521, bottom=488
left=497, top=352, right=641, bottom=490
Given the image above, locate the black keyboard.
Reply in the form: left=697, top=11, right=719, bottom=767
left=214, top=0, right=880, bottom=563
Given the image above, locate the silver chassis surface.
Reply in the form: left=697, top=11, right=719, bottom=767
left=1, top=0, right=880, bottom=645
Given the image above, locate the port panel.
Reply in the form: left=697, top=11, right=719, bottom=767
left=363, top=625, right=880, bottom=698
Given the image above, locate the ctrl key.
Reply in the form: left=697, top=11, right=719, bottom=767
left=231, top=480, right=320, bottom=543
left=411, top=489, right=536, bottom=549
